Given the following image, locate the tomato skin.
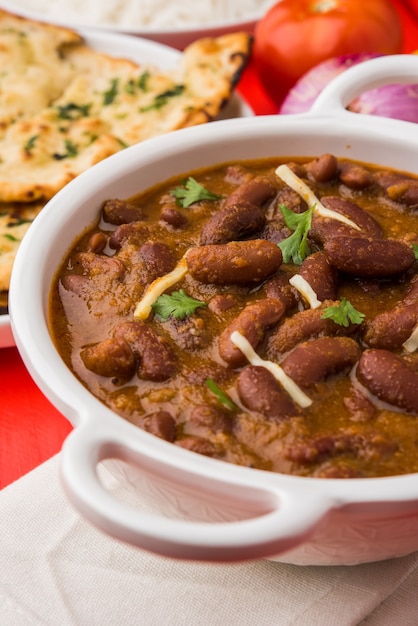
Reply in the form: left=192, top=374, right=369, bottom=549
left=254, top=0, right=403, bottom=106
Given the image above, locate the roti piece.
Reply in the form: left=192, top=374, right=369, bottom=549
left=0, top=200, right=44, bottom=291
left=0, top=9, right=252, bottom=300
left=0, top=10, right=252, bottom=203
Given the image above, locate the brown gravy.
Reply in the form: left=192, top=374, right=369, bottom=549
left=50, top=154, right=418, bottom=478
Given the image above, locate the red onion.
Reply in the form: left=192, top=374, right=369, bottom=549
left=348, top=84, right=418, bottom=123
left=280, top=53, right=418, bottom=123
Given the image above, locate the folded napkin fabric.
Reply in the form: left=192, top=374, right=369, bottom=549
left=1, top=454, right=418, bottom=626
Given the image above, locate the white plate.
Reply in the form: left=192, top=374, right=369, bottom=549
left=0, top=0, right=275, bottom=50
left=0, top=28, right=253, bottom=349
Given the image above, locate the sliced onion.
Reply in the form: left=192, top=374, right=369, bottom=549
left=348, top=84, right=418, bottom=123
left=280, top=53, right=418, bottom=123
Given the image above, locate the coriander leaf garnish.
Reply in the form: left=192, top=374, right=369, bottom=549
left=412, top=243, right=418, bottom=260
left=170, top=177, right=222, bottom=208
left=139, top=84, right=185, bottom=112
left=278, top=204, right=314, bottom=265
left=52, top=139, right=78, bottom=160
left=137, top=71, right=150, bottom=92
left=23, top=134, right=39, bottom=153
left=124, top=80, right=136, bottom=95
left=151, top=289, right=207, bottom=320
left=56, top=102, right=91, bottom=120
left=321, top=297, right=365, bottom=327
left=3, top=233, right=19, bottom=242
left=205, top=378, right=238, bottom=411
left=103, top=78, right=119, bottom=105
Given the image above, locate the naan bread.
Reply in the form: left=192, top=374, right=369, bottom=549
left=0, top=10, right=252, bottom=202
left=0, top=8, right=252, bottom=293
left=0, top=200, right=44, bottom=291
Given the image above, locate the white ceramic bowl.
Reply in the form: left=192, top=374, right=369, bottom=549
left=10, top=55, right=418, bottom=566
left=0, top=0, right=277, bottom=50
left=0, top=27, right=252, bottom=350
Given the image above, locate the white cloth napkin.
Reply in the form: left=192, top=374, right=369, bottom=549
left=1, top=455, right=418, bottom=626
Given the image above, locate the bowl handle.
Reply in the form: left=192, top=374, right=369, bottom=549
left=310, top=54, right=418, bottom=116
left=60, top=420, right=333, bottom=561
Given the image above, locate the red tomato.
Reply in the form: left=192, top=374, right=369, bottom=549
left=254, top=0, right=403, bottom=106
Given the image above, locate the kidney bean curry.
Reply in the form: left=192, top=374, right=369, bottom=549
left=50, top=153, right=418, bottom=479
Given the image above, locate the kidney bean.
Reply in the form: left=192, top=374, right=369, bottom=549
left=81, top=337, right=136, bottom=379
left=164, top=315, right=211, bottom=352
left=218, top=298, right=286, bottom=367
left=176, top=436, right=216, bottom=456
left=115, top=321, right=176, bottom=382
left=60, top=274, right=91, bottom=295
left=73, top=252, right=126, bottom=280
left=281, top=337, right=361, bottom=387
left=275, top=186, right=308, bottom=214
left=237, top=365, right=299, bottom=420
left=386, top=180, right=418, bottom=207
left=144, top=411, right=177, bottom=442
left=224, top=175, right=277, bottom=208
left=88, top=232, right=108, bottom=253
left=109, top=221, right=150, bottom=249
left=224, top=164, right=253, bottom=185
left=184, top=362, right=233, bottom=386
left=321, top=197, right=383, bottom=239
left=267, top=301, right=356, bottom=357
left=188, top=405, right=232, bottom=434
left=343, top=389, right=376, bottom=422
left=287, top=430, right=395, bottom=467
left=199, top=202, right=265, bottom=245
left=310, top=215, right=365, bottom=245
left=404, top=275, right=418, bottom=305
left=208, top=294, right=237, bottom=315
left=137, top=242, right=176, bottom=282
left=186, top=240, right=282, bottom=285
left=286, top=435, right=337, bottom=465
left=160, top=205, right=188, bottom=228
left=323, top=236, right=415, bottom=277
left=260, top=219, right=292, bottom=244
left=338, top=161, right=374, bottom=190
left=298, top=252, right=339, bottom=301
left=357, top=349, right=418, bottom=414
left=374, top=170, right=410, bottom=192
left=305, top=153, right=338, bottom=183
left=363, top=303, right=418, bottom=350
left=263, top=271, right=297, bottom=311
left=102, top=198, right=144, bottom=225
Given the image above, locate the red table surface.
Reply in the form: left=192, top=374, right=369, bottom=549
left=1, top=1, right=418, bottom=490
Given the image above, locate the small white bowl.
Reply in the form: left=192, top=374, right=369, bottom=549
left=10, top=55, right=418, bottom=565
left=0, top=0, right=277, bottom=49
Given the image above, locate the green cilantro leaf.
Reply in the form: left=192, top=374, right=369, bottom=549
left=103, top=78, right=119, bottom=105
left=139, top=84, right=185, bottom=112
left=205, top=378, right=238, bottom=411
left=56, top=103, right=91, bottom=120
left=278, top=204, right=314, bottom=265
left=151, top=289, right=207, bottom=320
left=23, top=134, right=39, bottom=153
left=412, top=243, right=418, bottom=260
left=3, top=233, right=19, bottom=242
left=137, top=71, right=150, bottom=91
left=52, top=139, right=78, bottom=160
left=321, top=297, right=365, bottom=327
left=170, top=177, right=222, bottom=208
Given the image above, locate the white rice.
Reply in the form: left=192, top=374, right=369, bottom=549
left=9, top=0, right=277, bottom=29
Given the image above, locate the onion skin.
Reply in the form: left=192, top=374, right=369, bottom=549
left=349, top=84, right=418, bottom=123
left=280, top=52, right=418, bottom=124
left=280, top=53, right=380, bottom=115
